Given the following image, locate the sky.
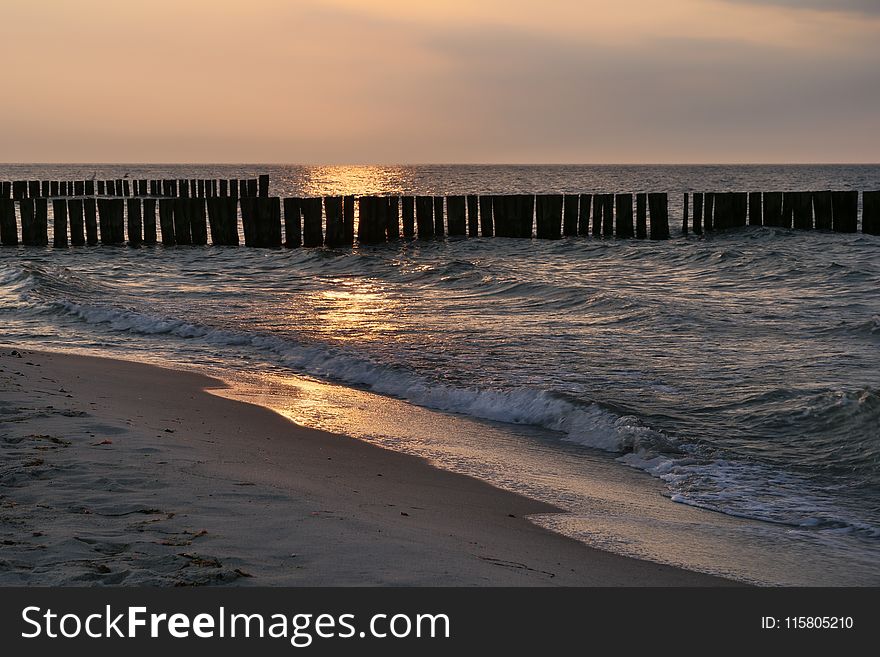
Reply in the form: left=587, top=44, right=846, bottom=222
left=0, top=0, right=877, bottom=164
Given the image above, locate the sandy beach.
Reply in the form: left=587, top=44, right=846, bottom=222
left=0, top=348, right=735, bottom=586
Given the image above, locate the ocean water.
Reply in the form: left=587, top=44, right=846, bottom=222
left=1, top=164, right=879, bottom=585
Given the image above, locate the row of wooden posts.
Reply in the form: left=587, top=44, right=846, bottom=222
left=0, top=191, right=877, bottom=248
left=0, top=175, right=269, bottom=200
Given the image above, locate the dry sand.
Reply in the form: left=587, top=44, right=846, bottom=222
left=0, top=349, right=734, bottom=586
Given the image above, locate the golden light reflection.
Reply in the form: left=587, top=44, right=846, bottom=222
left=306, top=282, right=401, bottom=343
left=298, top=165, right=414, bottom=197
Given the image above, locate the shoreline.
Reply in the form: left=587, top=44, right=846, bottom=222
left=0, top=348, right=736, bottom=586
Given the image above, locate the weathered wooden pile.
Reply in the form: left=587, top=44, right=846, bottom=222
left=0, top=175, right=878, bottom=247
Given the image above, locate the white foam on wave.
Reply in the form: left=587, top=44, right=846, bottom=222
left=34, top=295, right=880, bottom=538
left=47, top=297, right=638, bottom=453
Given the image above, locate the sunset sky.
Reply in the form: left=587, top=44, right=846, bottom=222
left=1, top=0, right=878, bottom=163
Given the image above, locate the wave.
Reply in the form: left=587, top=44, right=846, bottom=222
left=5, top=257, right=879, bottom=539
left=43, top=294, right=650, bottom=453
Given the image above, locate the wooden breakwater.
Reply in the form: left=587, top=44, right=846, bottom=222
left=0, top=175, right=269, bottom=201
left=1, top=179, right=878, bottom=247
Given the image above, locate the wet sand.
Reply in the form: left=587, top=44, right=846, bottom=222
left=0, top=349, right=735, bottom=586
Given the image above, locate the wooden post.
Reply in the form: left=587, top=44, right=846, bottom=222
left=84, top=199, right=98, bottom=245
left=515, top=194, right=533, bottom=238
left=202, top=198, right=220, bottom=244
left=355, top=196, right=369, bottom=244
left=386, top=196, right=400, bottom=240
left=158, top=199, right=175, bottom=245
left=323, top=196, right=343, bottom=246
left=812, top=191, right=832, bottom=230
left=591, top=194, right=602, bottom=237
left=359, top=196, right=383, bottom=245
left=516, top=194, right=534, bottom=238
left=831, top=191, right=858, bottom=233
left=479, top=196, right=493, bottom=237
left=447, top=195, right=466, bottom=236
left=220, top=179, right=228, bottom=197
left=260, top=198, right=281, bottom=247
left=466, top=195, right=479, bottom=237
left=68, top=199, right=84, bottom=246
left=748, top=192, right=762, bottom=226
left=0, top=181, right=10, bottom=199
left=792, top=191, right=813, bottom=230
left=615, top=193, right=634, bottom=238
left=763, top=192, right=782, bottom=228
left=28, top=181, right=40, bottom=198
left=230, top=180, right=239, bottom=199
left=433, top=196, right=445, bottom=237
left=601, top=194, right=614, bottom=237
left=578, top=194, right=592, bottom=236
left=415, top=196, right=434, bottom=239
left=171, top=198, right=191, bottom=244
left=20, top=199, right=37, bottom=245
left=224, top=198, right=240, bottom=245
left=195, top=179, right=203, bottom=198
left=563, top=194, right=578, bottom=236
left=142, top=199, right=157, bottom=244
left=374, top=196, right=388, bottom=242
left=401, top=196, right=415, bottom=238
left=781, top=192, right=795, bottom=229
left=535, top=194, right=563, bottom=239
left=0, top=199, right=18, bottom=245
left=118, top=179, right=127, bottom=197
left=343, top=195, right=355, bottom=244
left=41, top=181, right=50, bottom=198
left=247, top=179, right=258, bottom=198
left=283, top=198, right=302, bottom=248
left=302, top=197, right=323, bottom=247
left=713, top=193, right=730, bottom=230
left=177, top=179, right=188, bottom=198
left=188, top=199, right=206, bottom=243
left=258, top=174, right=269, bottom=198
left=85, top=180, right=95, bottom=196
left=731, top=192, right=747, bottom=228
left=862, top=191, right=880, bottom=235
left=493, top=196, right=512, bottom=237
left=188, top=198, right=208, bottom=244
left=648, top=193, right=669, bottom=240
left=74, top=181, right=85, bottom=196
left=682, top=193, right=689, bottom=235
left=127, top=198, right=143, bottom=246
left=111, top=199, right=125, bottom=243
left=35, top=199, right=48, bottom=244
left=13, top=181, right=28, bottom=200
left=690, top=192, right=702, bottom=236
left=97, top=199, right=121, bottom=244
left=53, top=199, right=68, bottom=247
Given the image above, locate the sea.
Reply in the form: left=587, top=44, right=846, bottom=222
left=1, top=164, right=878, bottom=585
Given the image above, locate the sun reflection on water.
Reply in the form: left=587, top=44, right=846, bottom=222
left=298, top=165, right=415, bottom=197
left=306, top=281, right=400, bottom=342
